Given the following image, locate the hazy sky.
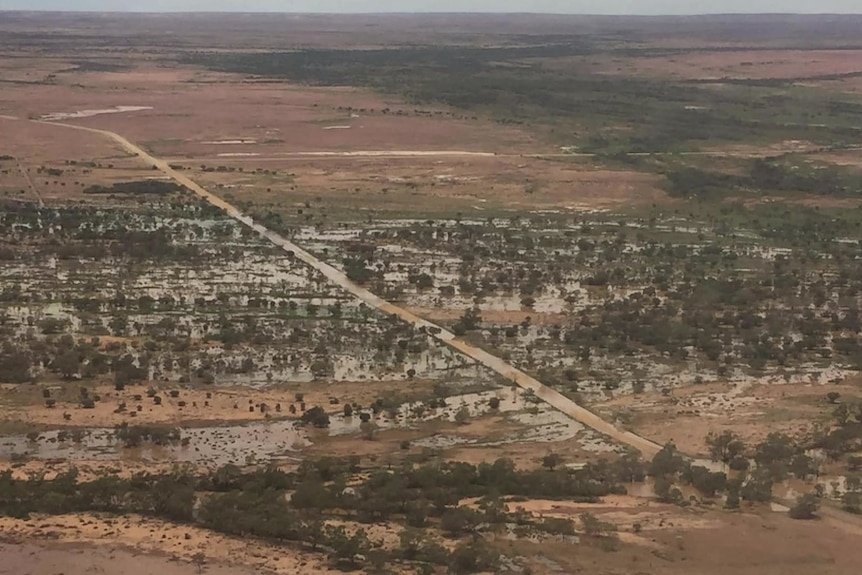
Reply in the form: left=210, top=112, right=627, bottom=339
left=1, top=1, right=861, bottom=14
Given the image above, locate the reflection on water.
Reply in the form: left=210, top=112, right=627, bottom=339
left=0, top=420, right=309, bottom=468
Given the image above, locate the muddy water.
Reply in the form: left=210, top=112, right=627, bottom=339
left=40, top=106, right=153, bottom=121
left=0, top=420, right=308, bottom=467
left=328, top=386, right=616, bottom=452
left=0, top=385, right=620, bottom=466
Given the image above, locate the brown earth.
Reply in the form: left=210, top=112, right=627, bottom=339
left=0, top=378, right=440, bottom=430
left=578, top=50, right=862, bottom=81
left=0, top=43, right=665, bottom=213
left=488, top=487, right=862, bottom=575
left=443, top=434, right=614, bottom=470
left=196, top=155, right=665, bottom=217
left=602, top=378, right=862, bottom=456
left=0, top=541, right=260, bottom=575
left=0, top=514, right=341, bottom=575
left=0, top=64, right=539, bottom=156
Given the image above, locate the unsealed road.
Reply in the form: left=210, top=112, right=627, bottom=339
left=171, top=146, right=838, bottom=165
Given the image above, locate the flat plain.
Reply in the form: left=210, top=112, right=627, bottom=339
left=3, top=11, right=862, bottom=575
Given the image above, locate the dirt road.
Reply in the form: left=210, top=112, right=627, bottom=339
left=16, top=160, right=44, bottom=207
left=273, top=150, right=498, bottom=157
left=171, top=147, right=828, bottom=164
left=13, top=116, right=661, bottom=457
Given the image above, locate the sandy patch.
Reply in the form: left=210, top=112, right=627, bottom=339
left=0, top=513, right=338, bottom=575
left=0, top=542, right=260, bottom=575
left=41, top=106, right=153, bottom=122
left=578, top=50, right=862, bottom=81
left=202, top=140, right=257, bottom=145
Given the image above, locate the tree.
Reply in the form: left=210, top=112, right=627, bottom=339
left=325, top=525, right=370, bottom=569
left=826, top=391, right=841, bottom=404
left=612, top=452, right=646, bottom=483
left=448, top=539, right=499, bottom=575
left=0, top=349, right=31, bottom=382
left=705, top=431, right=746, bottom=464
left=789, top=493, right=820, bottom=520
left=109, top=313, right=128, bottom=336
left=654, top=476, right=683, bottom=504
left=440, top=507, right=478, bottom=537
left=842, top=491, right=861, bottom=514
left=301, top=406, right=330, bottom=428
left=725, top=480, right=741, bottom=509
left=740, top=469, right=774, bottom=502
left=310, top=358, right=333, bottom=379
left=454, top=307, right=482, bottom=333
left=191, top=552, right=206, bottom=574
left=789, top=453, right=817, bottom=480
left=754, top=432, right=797, bottom=478
left=359, top=420, right=377, bottom=441
left=52, top=351, right=81, bottom=380
left=344, top=257, right=373, bottom=284
left=399, top=528, right=423, bottom=560
left=454, top=407, right=470, bottom=426
left=291, top=479, right=335, bottom=510
left=414, top=272, right=434, bottom=289
left=542, top=453, right=563, bottom=470
left=834, top=403, right=853, bottom=426
left=300, top=520, right=326, bottom=551
left=683, top=465, right=727, bottom=497
left=649, top=443, right=684, bottom=477
left=580, top=512, right=615, bottom=536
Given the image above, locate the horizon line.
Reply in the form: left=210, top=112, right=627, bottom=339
left=2, top=10, right=862, bottom=16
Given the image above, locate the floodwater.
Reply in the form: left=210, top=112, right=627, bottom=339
left=0, top=420, right=308, bottom=467
left=0, top=385, right=619, bottom=466
left=40, top=106, right=153, bottom=121
left=202, top=139, right=257, bottom=145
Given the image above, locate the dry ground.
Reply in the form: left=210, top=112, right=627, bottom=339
left=4, top=495, right=862, bottom=575
left=0, top=514, right=342, bottom=575
left=442, top=435, right=611, bottom=470
left=602, top=377, right=862, bottom=456
left=0, top=378, right=439, bottom=430
left=0, top=62, right=538, bottom=154
left=0, top=118, right=161, bottom=204
left=573, top=50, right=862, bottom=81
left=0, top=48, right=664, bottom=213
left=0, top=542, right=261, bottom=575
left=199, top=155, right=664, bottom=216
left=512, top=504, right=862, bottom=575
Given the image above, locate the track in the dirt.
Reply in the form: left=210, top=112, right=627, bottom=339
left=16, top=160, right=44, bottom=207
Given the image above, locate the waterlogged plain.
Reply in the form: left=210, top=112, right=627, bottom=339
left=287, top=208, right=862, bottom=404
left=2, top=192, right=626, bottom=469
left=4, top=12, right=862, bottom=575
